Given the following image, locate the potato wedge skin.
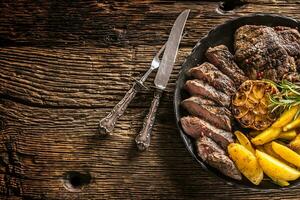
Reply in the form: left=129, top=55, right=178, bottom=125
left=234, top=131, right=255, bottom=154
left=272, top=106, right=299, bottom=128
left=272, top=141, right=300, bottom=168
left=278, top=130, right=297, bottom=141
left=264, top=143, right=283, bottom=161
left=228, top=143, right=263, bottom=185
left=283, top=118, right=300, bottom=132
left=251, top=127, right=281, bottom=145
left=256, top=150, right=300, bottom=181
left=289, top=134, right=300, bottom=154
left=269, top=176, right=290, bottom=187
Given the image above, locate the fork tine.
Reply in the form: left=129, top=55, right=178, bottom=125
left=154, top=43, right=166, bottom=59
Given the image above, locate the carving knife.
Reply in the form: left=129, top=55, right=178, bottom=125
left=135, top=9, right=190, bottom=151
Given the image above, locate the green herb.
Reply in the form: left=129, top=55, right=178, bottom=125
left=268, top=80, right=300, bottom=119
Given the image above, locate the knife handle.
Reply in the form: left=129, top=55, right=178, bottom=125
left=135, top=88, right=163, bottom=151
left=99, top=83, right=141, bottom=135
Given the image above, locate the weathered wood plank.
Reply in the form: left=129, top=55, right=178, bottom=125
left=1, top=2, right=300, bottom=108
left=0, top=46, right=190, bottom=107
left=0, top=1, right=299, bottom=47
left=1, top=0, right=300, bottom=199
left=2, top=99, right=300, bottom=199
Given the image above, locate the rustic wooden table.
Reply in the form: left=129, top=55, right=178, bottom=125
left=1, top=0, right=300, bottom=199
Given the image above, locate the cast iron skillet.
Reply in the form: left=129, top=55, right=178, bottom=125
left=174, top=14, right=300, bottom=190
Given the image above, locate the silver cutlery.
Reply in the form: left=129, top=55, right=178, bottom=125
left=98, top=43, right=166, bottom=135
left=135, top=9, right=190, bottom=151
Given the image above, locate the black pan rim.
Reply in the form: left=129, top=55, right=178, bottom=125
left=173, top=13, right=300, bottom=190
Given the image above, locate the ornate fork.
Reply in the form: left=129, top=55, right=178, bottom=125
left=98, top=44, right=166, bottom=135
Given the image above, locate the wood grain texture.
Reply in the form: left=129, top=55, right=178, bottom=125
left=1, top=0, right=300, bottom=199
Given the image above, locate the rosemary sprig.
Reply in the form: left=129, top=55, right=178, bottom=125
left=268, top=80, right=300, bottom=119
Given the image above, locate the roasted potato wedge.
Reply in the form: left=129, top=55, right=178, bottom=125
left=289, top=134, right=300, bottom=154
left=263, top=142, right=283, bottom=161
left=256, top=150, right=300, bottom=181
left=228, top=143, right=263, bottom=185
left=272, top=141, right=300, bottom=168
left=269, top=176, right=290, bottom=187
left=272, top=106, right=299, bottom=128
left=251, top=127, right=281, bottom=145
left=234, top=131, right=255, bottom=154
left=283, top=118, right=300, bottom=131
left=278, top=130, right=297, bottom=141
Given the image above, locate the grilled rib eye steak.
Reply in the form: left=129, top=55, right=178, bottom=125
left=180, top=116, right=233, bottom=149
left=185, top=79, right=231, bottom=107
left=196, top=136, right=242, bottom=180
left=234, top=25, right=300, bottom=82
left=206, top=45, right=248, bottom=87
left=181, top=96, right=232, bottom=131
left=187, top=62, right=236, bottom=95
left=275, top=26, right=300, bottom=59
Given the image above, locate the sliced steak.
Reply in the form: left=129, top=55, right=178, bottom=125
left=188, top=62, right=236, bottom=95
left=205, top=45, right=247, bottom=87
left=180, top=116, right=233, bottom=149
left=234, top=25, right=297, bottom=82
left=182, top=96, right=232, bottom=118
left=181, top=96, right=232, bottom=131
left=185, top=79, right=230, bottom=107
left=196, top=136, right=242, bottom=180
left=182, top=95, right=217, bottom=106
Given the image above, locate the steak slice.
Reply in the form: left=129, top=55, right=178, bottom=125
left=182, top=95, right=217, bottom=106
left=205, top=45, right=247, bottom=87
left=234, top=25, right=297, bottom=81
left=180, top=116, right=233, bottom=149
left=185, top=79, right=230, bottom=107
left=196, top=136, right=242, bottom=180
left=181, top=96, right=232, bottom=131
left=188, top=62, right=236, bottom=95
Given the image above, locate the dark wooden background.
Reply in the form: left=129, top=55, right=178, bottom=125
left=1, top=0, right=300, bottom=199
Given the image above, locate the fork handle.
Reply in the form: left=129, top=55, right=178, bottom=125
left=135, top=88, right=163, bottom=151
left=99, top=82, right=141, bottom=135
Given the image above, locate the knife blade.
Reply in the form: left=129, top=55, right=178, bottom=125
left=154, top=9, right=190, bottom=90
left=135, top=9, right=190, bottom=151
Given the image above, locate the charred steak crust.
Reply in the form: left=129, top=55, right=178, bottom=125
left=274, top=26, right=300, bottom=59
left=181, top=96, right=232, bottom=131
left=185, top=79, right=231, bottom=107
left=205, top=45, right=248, bottom=87
left=197, top=137, right=242, bottom=180
left=234, top=25, right=300, bottom=81
left=275, top=26, right=300, bottom=81
left=188, top=62, right=236, bottom=95
left=180, top=116, right=233, bottom=149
